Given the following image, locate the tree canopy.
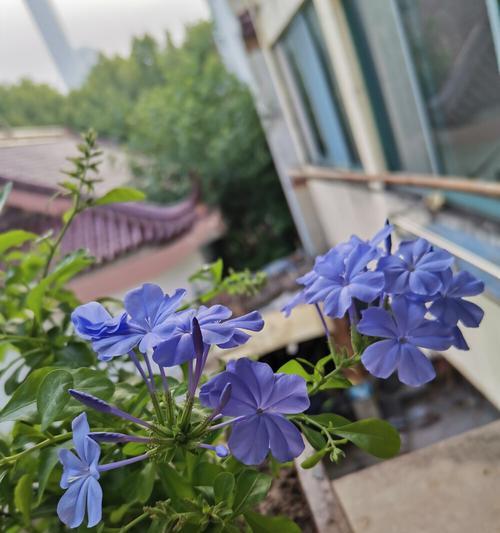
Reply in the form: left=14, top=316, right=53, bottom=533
left=0, top=23, right=297, bottom=269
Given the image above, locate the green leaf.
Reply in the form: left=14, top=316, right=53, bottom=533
left=49, top=249, right=94, bottom=285
left=214, top=472, right=235, bottom=507
left=110, top=503, right=133, bottom=524
left=94, top=187, right=145, bottom=206
left=319, top=375, right=352, bottom=390
left=62, top=368, right=114, bottom=416
left=193, top=461, right=223, bottom=486
left=233, top=470, right=272, bottom=514
left=122, top=442, right=147, bottom=456
left=301, top=448, right=328, bottom=469
left=37, top=369, right=74, bottom=430
left=14, top=474, right=32, bottom=525
left=36, top=447, right=60, bottom=506
left=4, top=364, right=23, bottom=395
left=156, top=463, right=195, bottom=502
left=62, top=207, right=76, bottom=224
left=211, top=258, right=224, bottom=283
left=71, top=368, right=115, bottom=399
left=332, top=418, right=401, bottom=459
left=244, top=511, right=301, bottom=533
left=0, top=368, right=53, bottom=422
left=0, top=230, right=36, bottom=255
left=129, top=463, right=155, bottom=503
left=26, top=250, right=93, bottom=321
left=0, top=182, right=12, bottom=214
left=54, top=342, right=95, bottom=368
left=301, top=425, right=326, bottom=451
left=277, top=360, right=312, bottom=382
left=0, top=342, right=18, bottom=364
left=307, top=413, right=351, bottom=428
left=12, top=421, right=44, bottom=447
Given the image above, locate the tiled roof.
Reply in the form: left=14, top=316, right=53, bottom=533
left=0, top=128, right=215, bottom=265
left=0, top=127, right=132, bottom=193
left=0, top=175, right=201, bottom=264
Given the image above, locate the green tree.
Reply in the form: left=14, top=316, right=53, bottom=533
left=66, top=35, right=165, bottom=141
left=0, top=24, right=297, bottom=269
left=0, top=79, right=65, bottom=127
left=128, top=23, right=297, bottom=268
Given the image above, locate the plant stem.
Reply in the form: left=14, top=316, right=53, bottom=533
left=41, top=207, right=77, bottom=279
left=308, top=366, right=343, bottom=395
left=118, top=511, right=150, bottom=532
left=0, top=433, right=72, bottom=467
left=157, top=364, right=175, bottom=426
left=313, top=303, right=338, bottom=362
left=179, top=396, right=195, bottom=432
left=129, top=351, right=165, bottom=426
left=0, top=335, right=46, bottom=345
left=164, top=389, right=175, bottom=427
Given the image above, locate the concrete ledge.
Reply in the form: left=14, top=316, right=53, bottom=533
left=332, top=420, right=500, bottom=533
left=295, top=442, right=352, bottom=533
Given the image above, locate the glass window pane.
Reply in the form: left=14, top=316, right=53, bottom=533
left=344, top=0, right=434, bottom=173
left=398, top=0, right=500, bottom=184
left=276, top=2, right=360, bottom=168
left=347, top=0, right=500, bottom=219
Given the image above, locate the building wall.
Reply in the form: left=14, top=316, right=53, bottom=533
left=217, top=0, right=500, bottom=407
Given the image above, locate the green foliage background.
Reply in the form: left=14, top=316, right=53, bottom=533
left=0, top=24, right=297, bottom=270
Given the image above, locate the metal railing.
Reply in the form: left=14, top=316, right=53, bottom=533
left=289, top=165, right=500, bottom=198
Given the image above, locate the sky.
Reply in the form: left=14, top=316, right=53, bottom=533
left=0, top=0, right=210, bottom=92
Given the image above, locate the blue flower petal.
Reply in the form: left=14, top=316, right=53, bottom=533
left=407, top=321, right=453, bottom=350
left=228, top=415, right=269, bottom=465
left=358, top=308, right=398, bottom=338
left=409, top=270, right=442, bottom=295
left=72, top=413, right=91, bottom=463
left=57, top=477, right=88, bottom=529
left=58, top=449, right=85, bottom=489
left=86, top=477, right=103, bottom=528
left=92, top=331, right=144, bottom=360
left=397, top=344, right=435, bottom=387
left=264, top=413, right=305, bottom=463
left=124, top=283, right=165, bottom=329
left=361, top=339, right=400, bottom=379
left=262, top=373, right=310, bottom=414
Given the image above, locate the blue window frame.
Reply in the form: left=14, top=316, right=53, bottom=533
left=345, top=0, right=500, bottom=221
left=276, top=2, right=360, bottom=168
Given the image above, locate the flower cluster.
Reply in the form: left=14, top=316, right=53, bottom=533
left=283, top=222, right=485, bottom=386
left=58, top=283, right=310, bottom=528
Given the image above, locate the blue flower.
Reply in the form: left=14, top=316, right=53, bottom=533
left=429, top=270, right=484, bottom=328
left=378, top=238, right=454, bottom=296
left=357, top=297, right=453, bottom=386
left=57, top=413, right=102, bottom=529
left=72, top=284, right=184, bottom=360
left=304, top=242, right=385, bottom=318
left=200, top=358, right=309, bottom=465
left=152, top=306, right=264, bottom=367
left=281, top=225, right=392, bottom=317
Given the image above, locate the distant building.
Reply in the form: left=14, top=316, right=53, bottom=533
left=0, top=127, right=224, bottom=300
left=209, top=0, right=500, bottom=407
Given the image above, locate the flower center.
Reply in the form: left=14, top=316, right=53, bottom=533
left=256, top=408, right=265, bottom=415
left=397, top=336, right=407, bottom=344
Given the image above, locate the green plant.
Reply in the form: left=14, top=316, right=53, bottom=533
left=0, top=134, right=403, bottom=532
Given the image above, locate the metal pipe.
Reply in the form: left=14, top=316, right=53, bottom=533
left=289, top=165, right=500, bottom=198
